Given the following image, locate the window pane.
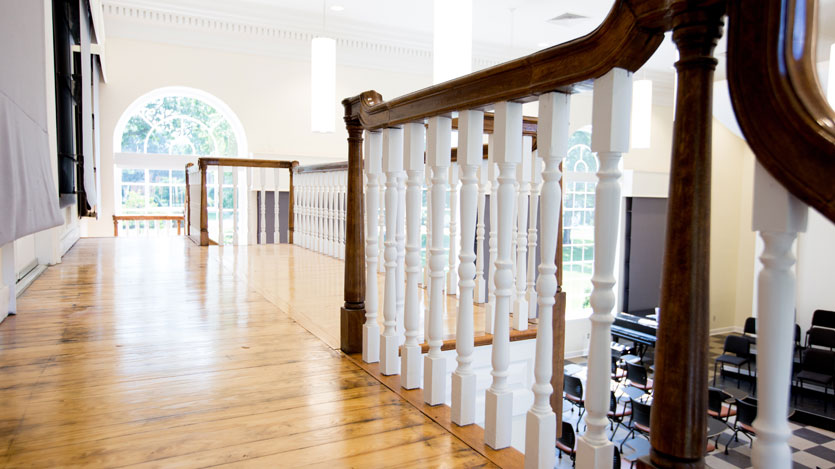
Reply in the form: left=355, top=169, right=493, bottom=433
left=172, top=186, right=185, bottom=207
left=150, top=170, right=170, bottom=183
left=222, top=187, right=233, bottom=209
left=121, top=169, right=145, bottom=183
left=151, top=186, right=171, bottom=208
left=223, top=170, right=233, bottom=185
left=121, top=185, right=145, bottom=210
left=171, top=170, right=185, bottom=183
left=207, top=187, right=215, bottom=207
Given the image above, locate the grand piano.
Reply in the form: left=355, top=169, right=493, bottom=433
left=611, top=310, right=658, bottom=359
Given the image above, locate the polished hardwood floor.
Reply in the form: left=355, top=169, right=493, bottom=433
left=0, top=238, right=495, bottom=468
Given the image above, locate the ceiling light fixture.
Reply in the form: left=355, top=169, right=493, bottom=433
left=631, top=79, right=653, bottom=149
left=433, top=0, right=472, bottom=84
left=311, top=2, right=336, bottom=133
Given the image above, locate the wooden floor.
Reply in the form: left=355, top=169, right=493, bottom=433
left=0, top=238, right=496, bottom=468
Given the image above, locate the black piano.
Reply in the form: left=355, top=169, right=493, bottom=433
left=612, top=312, right=658, bottom=359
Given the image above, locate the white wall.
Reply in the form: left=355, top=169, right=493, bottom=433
left=83, top=37, right=432, bottom=237
left=796, top=208, right=835, bottom=333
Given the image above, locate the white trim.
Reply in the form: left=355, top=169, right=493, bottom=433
left=114, top=152, right=195, bottom=169
left=710, top=325, right=743, bottom=336
left=0, top=284, right=8, bottom=324
left=15, top=265, right=47, bottom=297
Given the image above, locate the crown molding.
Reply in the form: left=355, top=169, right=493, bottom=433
left=102, top=1, right=523, bottom=75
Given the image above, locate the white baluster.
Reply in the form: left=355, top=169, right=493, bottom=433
left=485, top=101, right=521, bottom=449
left=578, top=68, right=632, bottom=468
left=751, top=162, right=808, bottom=468
left=513, top=136, right=532, bottom=331
left=524, top=92, right=569, bottom=469
left=319, top=173, right=325, bottom=253
left=303, top=174, right=309, bottom=248
left=424, top=149, right=432, bottom=340
left=425, top=116, right=451, bottom=405
left=329, top=172, right=336, bottom=256
left=380, top=127, right=403, bottom=375
left=217, top=166, right=225, bottom=245
left=486, top=135, right=497, bottom=334
left=396, top=170, right=406, bottom=341
left=527, top=151, right=541, bottom=319
left=475, top=158, right=488, bottom=304
left=363, top=131, right=382, bottom=364
left=259, top=168, right=267, bottom=245
left=451, top=110, right=483, bottom=426
left=341, top=172, right=347, bottom=259
left=448, top=163, right=459, bottom=296
left=402, top=122, right=425, bottom=389
left=378, top=173, right=386, bottom=272
left=273, top=168, right=280, bottom=244
left=233, top=167, right=239, bottom=245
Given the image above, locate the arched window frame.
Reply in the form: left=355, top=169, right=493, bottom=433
left=563, top=125, right=596, bottom=319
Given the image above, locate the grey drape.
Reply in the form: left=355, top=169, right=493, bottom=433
left=0, top=0, right=64, bottom=246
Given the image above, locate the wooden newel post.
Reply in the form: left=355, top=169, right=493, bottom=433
left=341, top=95, right=372, bottom=354
left=289, top=161, right=299, bottom=245
left=640, top=3, right=724, bottom=468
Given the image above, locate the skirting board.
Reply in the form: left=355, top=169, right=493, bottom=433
left=0, top=284, right=9, bottom=324
left=15, top=264, right=47, bottom=297
left=710, top=326, right=743, bottom=335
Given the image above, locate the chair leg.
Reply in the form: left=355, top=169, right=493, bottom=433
left=712, top=361, right=718, bottom=386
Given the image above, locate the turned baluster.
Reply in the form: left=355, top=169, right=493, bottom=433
left=217, top=166, right=224, bottom=245
left=526, top=150, right=541, bottom=319
left=396, top=170, right=406, bottom=341
left=577, top=67, right=631, bottom=467
left=486, top=135, right=497, bottom=334
left=475, top=158, right=488, bottom=304
left=448, top=163, right=459, bottom=296
left=512, top=136, right=532, bottom=331
left=363, top=131, right=382, bottom=364
left=485, top=101, right=521, bottom=449
left=380, top=127, right=403, bottom=375
left=273, top=168, right=280, bottom=244
left=524, top=91, right=569, bottom=469
left=451, top=110, right=483, bottom=426
left=232, top=167, right=239, bottom=245
left=401, top=122, right=425, bottom=389
left=425, top=116, right=451, bottom=405
left=259, top=168, right=267, bottom=245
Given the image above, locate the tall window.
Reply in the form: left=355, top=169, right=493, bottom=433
left=113, top=88, right=247, bottom=238
left=563, top=127, right=597, bottom=317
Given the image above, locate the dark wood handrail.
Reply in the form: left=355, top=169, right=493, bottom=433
left=197, top=157, right=295, bottom=170
left=726, top=0, right=835, bottom=223
left=294, top=161, right=349, bottom=174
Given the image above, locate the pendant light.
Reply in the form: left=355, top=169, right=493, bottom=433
left=311, top=1, right=335, bottom=133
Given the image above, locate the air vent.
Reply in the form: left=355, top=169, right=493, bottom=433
left=547, top=12, right=589, bottom=24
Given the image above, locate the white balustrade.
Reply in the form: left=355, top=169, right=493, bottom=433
left=526, top=150, right=541, bottom=320
left=475, top=157, right=488, bottom=304
left=512, top=136, right=532, bottom=331
left=380, top=127, right=403, bottom=375
left=451, top=110, right=483, bottom=426
left=273, top=168, right=280, bottom=244
left=340, top=172, right=347, bottom=259
left=217, top=166, right=224, bottom=245
left=750, top=162, right=808, bottom=468
left=425, top=116, right=451, bottom=405
left=424, top=146, right=433, bottom=340
left=378, top=173, right=386, bottom=273
left=524, top=91, right=569, bottom=469
left=232, top=168, right=239, bottom=245
left=578, top=68, right=632, bottom=468
left=401, top=122, right=424, bottom=389
left=485, top=101, right=521, bottom=449
left=260, top=168, right=267, bottom=245
left=396, top=170, right=406, bottom=342
left=363, top=131, right=383, bottom=364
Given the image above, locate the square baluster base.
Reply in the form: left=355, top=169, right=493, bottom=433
left=451, top=372, right=476, bottom=426
left=362, top=324, right=380, bottom=364
left=423, top=354, right=446, bottom=405
left=484, top=388, right=513, bottom=449
left=379, top=334, right=400, bottom=375
left=400, top=344, right=422, bottom=389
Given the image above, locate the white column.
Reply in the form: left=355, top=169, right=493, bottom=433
left=577, top=67, right=632, bottom=468
left=232, top=167, right=239, bottom=245
left=425, top=116, right=451, bottom=405
left=402, top=122, right=425, bottom=389
left=380, top=127, right=403, bottom=375
left=273, top=168, right=280, bottom=244
left=378, top=173, right=386, bottom=272
left=526, top=151, right=541, bottom=319
left=448, top=163, right=459, bottom=295
left=751, top=162, right=808, bottom=469
left=513, top=136, right=532, bottom=331
left=524, top=92, right=569, bottom=469
left=475, top=158, right=488, bottom=304
left=452, top=110, right=483, bottom=426
left=485, top=101, right=521, bottom=449
left=259, top=168, right=267, bottom=245
left=363, top=131, right=383, bottom=364
left=396, top=170, right=407, bottom=342
left=486, top=136, right=497, bottom=334
left=217, top=166, right=225, bottom=245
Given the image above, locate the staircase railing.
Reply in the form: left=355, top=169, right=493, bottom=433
left=292, top=161, right=349, bottom=259
left=185, top=157, right=298, bottom=246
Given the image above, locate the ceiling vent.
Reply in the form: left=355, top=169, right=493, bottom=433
left=547, top=12, right=589, bottom=24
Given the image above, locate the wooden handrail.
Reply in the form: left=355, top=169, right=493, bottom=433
left=726, top=0, right=835, bottom=223
left=112, top=215, right=184, bottom=237
left=197, top=157, right=295, bottom=170
left=293, top=161, right=349, bottom=174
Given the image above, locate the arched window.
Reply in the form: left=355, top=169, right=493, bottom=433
left=563, top=126, right=596, bottom=317
left=113, top=88, right=247, bottom=220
